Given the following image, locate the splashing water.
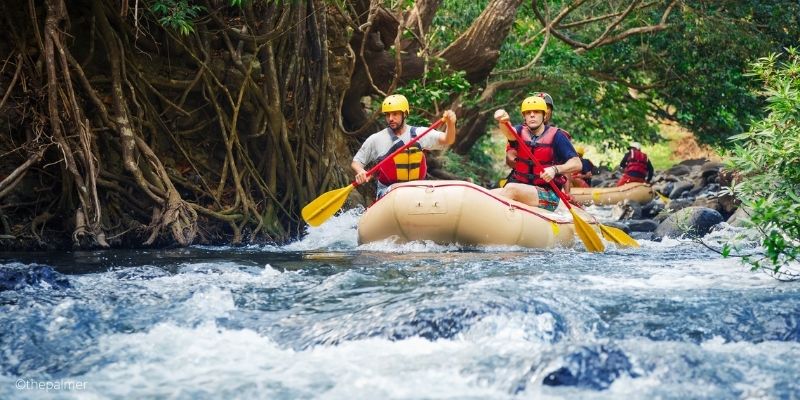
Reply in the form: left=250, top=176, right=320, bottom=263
left=1, top=207, right=799, bottom=399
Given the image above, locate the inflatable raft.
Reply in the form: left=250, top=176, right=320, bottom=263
left=570, top=182, right=655, bottom=206
left=357, top=180, right=601, bottom=248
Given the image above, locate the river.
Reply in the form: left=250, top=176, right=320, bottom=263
left=1, top=208, right=798, bottom=399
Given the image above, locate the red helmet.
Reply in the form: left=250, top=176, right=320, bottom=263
left=535, top=92, right=553, bottom=109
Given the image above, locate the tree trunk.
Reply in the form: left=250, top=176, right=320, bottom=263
left=0, top=0, right=358, bottom=249
left=439, top=0, right=524, bottom=82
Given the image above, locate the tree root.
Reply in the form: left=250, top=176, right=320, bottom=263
left=0, top=0, right=355, bottom=248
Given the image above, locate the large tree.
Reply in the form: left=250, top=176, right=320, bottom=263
left=1, top=0, right=355, bottom=247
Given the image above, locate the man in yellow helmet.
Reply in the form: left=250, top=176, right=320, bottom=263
left=492, top=96, right=581, bottom=211
left=503, top=92, right=569, bottom=169
left=351, top=94, right=457, bottom=198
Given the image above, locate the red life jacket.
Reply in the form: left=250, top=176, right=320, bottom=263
left=623, top=148, right=649, bottom=177
left=375, top=127, right=427, bottom=186
left=508, top=125, right=567, bottom=189
left=555, top=125, right=572, bottom=140
left=504, top=124, right=571, bottom=152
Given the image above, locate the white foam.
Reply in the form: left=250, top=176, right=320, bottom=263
left=77, top=322, right=523, bottom=399
left=283, top=207, right=363, bottom=251
left=47, top=299, right=77, bottom=340
left=262, top=263, right=282, bottom=277
left=357, top=239, right=461, bottom=253
left=181, top=286, right=235, bottom=317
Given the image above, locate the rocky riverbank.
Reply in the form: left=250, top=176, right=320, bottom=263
left=589, top=158, right=746, bottom=241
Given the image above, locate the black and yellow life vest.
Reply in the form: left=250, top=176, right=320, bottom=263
left=375, top=127, right=428, bottom=186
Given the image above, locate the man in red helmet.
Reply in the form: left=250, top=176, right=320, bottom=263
left=536, top=92, right=554, bottom=125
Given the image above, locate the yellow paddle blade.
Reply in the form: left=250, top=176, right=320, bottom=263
left=569, top=208, right=605, bottom=252
left=302, top=184, right=356, bottom=227
left=599, top=224, right=640, bottom=248
left=656, top=190, right=670, bottom=204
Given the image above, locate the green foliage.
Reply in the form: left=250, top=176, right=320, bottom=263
left=393, top=59, right=471, bottom=126
left=556, top=78, right=661, bottom=150
left=151, top=0, right=205, bottom=35
left=429, top=0, right=488, bottom=48
left=726, top=49, right=800, bottom=273
left=640, top=141, right=677, bottom=171
left=151, top=0, right=249, bottom=35
left=644, top=2, right=769, bottom=146
left=441, top=133, right=506, bottom=186
left=489, top=1, right=797, bottom=149
left=432, top=0, right=665, bottom=150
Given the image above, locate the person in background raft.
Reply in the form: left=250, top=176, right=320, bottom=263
left=616, top=141, right=654, bottom=186
left=351, top=94, right=457, bottom=198
left=570, top=145, right=596, bottom=188
left=491, top=96, right=581, bottom=212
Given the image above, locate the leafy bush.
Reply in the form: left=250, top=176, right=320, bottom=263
left=725, top=48, right=800, bottom=274
left=394, top=59, right=471, bottom=126
left=440, top=133, right=507, bottom=187
left=151, top=0, right=205, bottom=35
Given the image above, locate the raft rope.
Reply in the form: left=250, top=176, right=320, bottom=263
left=372, top=182, right=586, bottom=225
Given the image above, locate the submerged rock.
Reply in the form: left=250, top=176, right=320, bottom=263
left=0, top=265, right=71, bottom=291
left=542, top=345, right=637, bottom=390
left=627, top=219, right=659, bottom=232
left=670, top=181, right=695, bottom=199
left=654, top=206, right=723, bottom=239
left=601, top=221, right=631, bottom=233
left=726, top=205, right=754, bottom=228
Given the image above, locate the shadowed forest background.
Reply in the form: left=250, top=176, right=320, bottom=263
left=0, top=0, right=797, bottom=250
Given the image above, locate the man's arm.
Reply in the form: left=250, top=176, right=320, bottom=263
left=351, top=160, right=371, bottom=184
left=351, top=137, right=375, bottom=184
left=646, top=160, right=655, bottom=182
left=539, top=134, right=581, bottom=182
left=505, top=148, right=517, bottom=168
left=575, top=159, right=593, bottom=178
left=554, top=156, right=583, bottom=174
left=540, top=156, right=581, bottom=183
left=437, top=110, right=457, bottom=145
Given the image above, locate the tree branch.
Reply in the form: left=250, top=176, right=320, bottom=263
left=531, top=0, right=677, bottom=53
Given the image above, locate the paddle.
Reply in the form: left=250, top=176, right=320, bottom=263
left=655, top=190, right=671, bottom=204
left=598, top=224, right=640, bottom=247
left=302, top=118, right=446, bottom=226
left=501, top=120, right=605, bottom=252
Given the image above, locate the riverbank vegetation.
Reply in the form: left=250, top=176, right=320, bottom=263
left=724, top=50, right=800, bottom=275
left=0, top=1, right=798, bottom=252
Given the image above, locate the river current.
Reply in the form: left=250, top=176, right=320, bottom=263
left=1, top=208, right=798, bottom=399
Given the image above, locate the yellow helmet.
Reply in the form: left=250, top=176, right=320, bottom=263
left=382, top=94, right=409, bottom=114
left=574, top=145, right=585, bottom=157
left=520, top=96, right=548, bottom=114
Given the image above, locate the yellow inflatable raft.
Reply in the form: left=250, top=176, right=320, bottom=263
left=357, top=180, right=602, bottom=248
left=570, top=182, right=655, bottom=206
